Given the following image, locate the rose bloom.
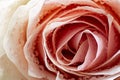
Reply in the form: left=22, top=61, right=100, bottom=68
left=0, top=0, right=120, bottom=80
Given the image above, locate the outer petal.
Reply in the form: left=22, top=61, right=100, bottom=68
left=0, top=0, right=29, bottom=80
left=3, top=0, right=42, bottom=80
left=24, top=0, right=56, bottom=79
left=0, top=55, right=27, bottom=80
left=0, top=0, right=28, bottom=56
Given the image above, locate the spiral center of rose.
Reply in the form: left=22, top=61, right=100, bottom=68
left=42, top=6, right=120, bottom=72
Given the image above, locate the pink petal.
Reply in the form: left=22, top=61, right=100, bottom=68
left=107, top=23, right=120, bottom=59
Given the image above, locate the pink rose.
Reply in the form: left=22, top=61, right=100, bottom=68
left=1, top=0, right=120, bottom=80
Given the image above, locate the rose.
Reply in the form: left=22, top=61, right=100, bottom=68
left=0, top=0, right=120, bottom=80
left=1, top=0, right=120, bottom=80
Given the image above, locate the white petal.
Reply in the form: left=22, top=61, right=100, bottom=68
left=0, top=0, right=29, bottom=56
left=3, top=0, right=41, bottom=79
left=27, top=0, right=46, bottom=37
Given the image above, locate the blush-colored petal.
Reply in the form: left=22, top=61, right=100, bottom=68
left=82, top=50, right=120, bottom=76
left=24, top=31, right=56, bottom=79
left=107, top=23, right=120, bottom=59
left=101, top=0, right=120, bottom=22
left=27, top=0, right=46, bottom=37
left=49, top=0, right=98, bottom=8
left=70, top=40, right=88, bottom=65
left=85, top=32, right=107, bottom=70
left=77, top=31, right=97, bottom=70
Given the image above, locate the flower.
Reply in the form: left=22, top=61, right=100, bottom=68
left=0, top=0, right=120, bottom=80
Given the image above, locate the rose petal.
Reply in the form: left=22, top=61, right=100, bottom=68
left=107, top=22, right=120, bottom=59
left=100, top=0, right=120, bottom=25
left=81, top=50, right=120, bottom=76
left=0, top=54, right=27, bottom=80
left=27, top=0, right=62, bottom=38
left=77, top=30, right=97, bottom=70
left=69, top=35, right=88, bottom=65
left=49, top=0, right=98, bottom=8
left=93, top=0, right=120, bottom=33
left=3, top=0, right=42, bottom=79
left=78, top=31, right=106, bottom=69
left=0, top=0, right=28, bottom=56
left=27, top=0, right=45, bottom=37
left=100, top=73, right=120, bottom=80
left=24, top=31, right=56, bottom=79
